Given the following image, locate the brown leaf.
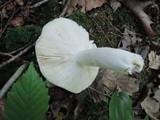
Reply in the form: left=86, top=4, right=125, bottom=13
left=86, top=0, right=107, bottom=12
left=66, top=0, right=79, bottom=16
left=153, top=88, right=160, bottom=103
left=92, top=69, right=117, bottom=103
left=148, top=51, right=160, bottom=70
left=10, top=17, right=24, bottom=27
left=119, top=28, right=142, bottom=51
left=115, top=74, right=140, bottom=96
left=119, top=0, right=156, bottom=38
left=110, top=0, right=121, bottom=12
left=90, top=69, right=140, bottom=103
left=141, top=96, right=160, bottom=120
left=15, top=0, right=24, bottom=6
left=78, top=0, right=86, bottom=12
left=119, top=28, right=149, bottom=59
left=66, top=0, right=108, bottom=16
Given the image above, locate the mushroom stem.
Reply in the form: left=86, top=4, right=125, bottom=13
left=75, top=47, right=144, bottom=74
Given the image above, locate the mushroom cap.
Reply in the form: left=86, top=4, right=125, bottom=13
left=35, top=18, right=99, bottom=93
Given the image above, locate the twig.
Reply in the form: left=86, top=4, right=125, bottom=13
left=0, top=63, right=28, bottom=99
left=0, top=51, right=26, bottom=62
left=0, top=7, right=20, bottom=38
left=0, top=42, right=35, bottom=69
left=30, top=0, right=48, bottom=8
left=59, top=0, right=71, bottom=17
left=89, top=87, right=111, bottom=97
left=119, top=0, right=156, bottom=39
left=0, top=52, right=13, bottom=57
left=9, top=42, right=31, bottom=54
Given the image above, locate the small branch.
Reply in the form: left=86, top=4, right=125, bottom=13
left=9, top=42, right=31, bottom=54
left=0, top=42, right=35, bottom=69
left=89, top=87, right=111, bottom=97
left=0, top=52, right=13, bottom=57
left=59, top=0, right=71, bottom=17
left=0, top=63, right=28, bottom=99
left=30, top=0, right=48, bottom=8
left=119, top=0, right=156, bottom=39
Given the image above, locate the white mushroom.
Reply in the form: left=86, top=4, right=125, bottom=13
left=35, top=18, right=144, bottom=93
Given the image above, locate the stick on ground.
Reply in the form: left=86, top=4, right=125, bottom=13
left=59, top=0, right=71, bottom=17
left=0, top=63, right=28, bottom=99
left=0, top=42, right=35, bottom=69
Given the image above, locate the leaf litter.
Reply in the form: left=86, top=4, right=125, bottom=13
left=148, top=51, right=160, bottom=70
left=141, top=87, right=160, bottom=120
left=66, top=0, right=108, bottom=16
left=1, top=0, right=160, bottom=120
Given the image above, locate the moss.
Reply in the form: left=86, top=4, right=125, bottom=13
left=35, top=0, right=60, bottom=25
left=69, top=5, right=119, bottom=47
left=69, top=11, right=93, bottom=30
left=113, top=7, right=138, bottom=31
left=3, top=25, right=41, bottom=52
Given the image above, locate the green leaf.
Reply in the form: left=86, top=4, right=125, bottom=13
left=144, top=115, right=149, bottom=120
left=4, top=63, right=50, bottom=120
left=109, top=91, right=134, bottom=120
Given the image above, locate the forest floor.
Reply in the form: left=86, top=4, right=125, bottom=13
left=0, top=0, right=160, bottom=120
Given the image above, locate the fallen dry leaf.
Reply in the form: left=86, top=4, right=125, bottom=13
left=94, top=69, right=117, bottom=102
left=90, top=69, right=140, bottom=103
left=119, top=0, right=156, bottom=38
left=119, top=28, right=142, bottom=51
left=148, top=51, right=160, bottom=70
left=140, top=86, right=160, bottom=120
left=66, top=0, right=79, bottom=16
left=110, top=0, right=121, bottom=12
left=119, top=28, right=149, bottom=59
left=15, top=0, right=24, bottom=6
left=10, top=17, right=24, bottom=27
left=115, top=74, right=140, bottom=95
left=66, top=0, right=108, bottom=15
left=82, top=0, right=107, bottom=12
left=153, top=88, right=160, bottom=103
left=141, top=96, right=160, bottom=120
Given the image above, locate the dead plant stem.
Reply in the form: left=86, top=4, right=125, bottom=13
left=0, top=63, right=28, bottom=99
left=0, top=42, right=35, bottom=69
left=59, top=0, right=71, bottom=17
left=30, top=0, right=49, bottom=8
